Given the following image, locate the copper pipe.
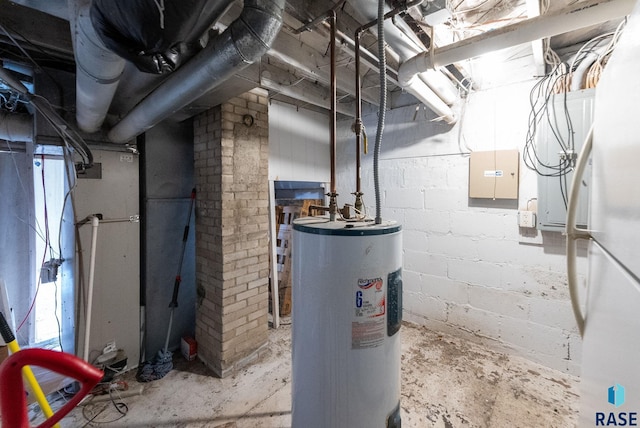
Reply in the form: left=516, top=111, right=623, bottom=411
left=308, top=205, right=330, bottom=216
left=294, top=10, right=338, bottom=220
left=329, top=10, right=336, bottom=199
left=355, top=31, right=362, bottom=195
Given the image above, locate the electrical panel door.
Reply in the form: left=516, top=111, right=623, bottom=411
left=537, top=88, right=594, bottom=231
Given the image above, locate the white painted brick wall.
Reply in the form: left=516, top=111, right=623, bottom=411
left=405, top=209, right=450, bottom=234
left=403, top=230, right=428, bottom=251
left=335, top=79, right=585, bottom=375
left=430, top=235, right=479, bottom=260
left=385, top=188, right=424, bottom=209
left=419, top=274, right=468, bottom=304
left=467, top=285, right=529, bottom=320
left=404, top=250, right=448, bottom=277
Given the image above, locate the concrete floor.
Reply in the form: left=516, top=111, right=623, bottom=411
left=49, top=322, right=579, bottom=427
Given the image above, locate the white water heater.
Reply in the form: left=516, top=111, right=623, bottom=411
left=291, top=217, right=403, bottom=428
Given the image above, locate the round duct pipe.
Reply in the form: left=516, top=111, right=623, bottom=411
left=108, top=0, right=285, bottom=143
left=74, top=4, right=125, bottom=133
left=0, top=111, right=33, bottom=142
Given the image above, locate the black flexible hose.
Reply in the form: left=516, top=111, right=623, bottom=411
left=0, top=312, right=16, bottom=344
left=374, top=0, right=387, bottom=225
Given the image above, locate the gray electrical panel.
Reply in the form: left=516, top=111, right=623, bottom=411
left=537, top=88, right=594, bottom=231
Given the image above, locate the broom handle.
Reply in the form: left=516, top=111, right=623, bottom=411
left=169, top=189, right=196, bottom=308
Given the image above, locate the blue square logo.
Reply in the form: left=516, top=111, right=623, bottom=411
left=608, top=384, right=626, bottom=408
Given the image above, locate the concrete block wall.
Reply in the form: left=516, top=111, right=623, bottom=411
left=336, top=80, right=586, bottom=375
left=193, top=88, right=270, bottom=377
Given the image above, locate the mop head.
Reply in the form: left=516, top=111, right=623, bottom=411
left=136, top=350, right=173, bottom=382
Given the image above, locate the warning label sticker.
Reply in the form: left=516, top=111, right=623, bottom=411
left=352, top=277, right=386, bottom=349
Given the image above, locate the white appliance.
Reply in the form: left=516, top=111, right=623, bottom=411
left=567, top=1, right=640, bottom=424
left=291, top=217, right=402, bottom=428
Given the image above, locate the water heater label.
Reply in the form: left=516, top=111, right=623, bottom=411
left=352, top=277, right=386, bottom=349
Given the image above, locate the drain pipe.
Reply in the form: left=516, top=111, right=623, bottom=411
left=294, top=10, right=338, bottom=221
left=400, top=0, right=634, bottom=76
left=0, top=111, right=33, bottom=142
left=83, top=215, right=100, bottom=362
left=108, top=0, right=285, bottom=143
left=72, top=4, right=126, bottom=133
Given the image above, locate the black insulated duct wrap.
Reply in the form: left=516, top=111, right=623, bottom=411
left=90, top=0, right=234, bottom=74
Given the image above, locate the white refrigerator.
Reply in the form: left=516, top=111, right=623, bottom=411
left=573, top=0, right=640, bottom=424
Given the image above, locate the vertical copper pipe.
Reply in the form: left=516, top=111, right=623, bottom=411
left=294, top=10, right=338, bottom=220
left=329, top=10, right=337, bottom=197
left=355, top=31, right=362, bottom=194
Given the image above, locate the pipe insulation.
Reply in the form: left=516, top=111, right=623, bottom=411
left=74, top=4, right=126, bottom=133
left=399, top=0, right=634, bottom=76
left=108, top=0, right=285, bottom=143
left=398, top=71, right=456, bottom=123
left=0, top=111, right=33, bottom=142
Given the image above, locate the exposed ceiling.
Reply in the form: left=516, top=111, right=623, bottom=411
left=0, top=0, right=629, bottom=146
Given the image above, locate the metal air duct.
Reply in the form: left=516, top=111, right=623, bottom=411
left=0, top=111, right=33, bottom=142
left=72, top=4, right=126, bottom=133
left=108, top=0, right=284, bottom=143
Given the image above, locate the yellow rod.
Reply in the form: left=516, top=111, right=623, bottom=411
left=7, top=340, right=60, bottom=428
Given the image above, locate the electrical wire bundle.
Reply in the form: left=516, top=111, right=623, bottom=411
left=80, top=382, right=130, bottom=427
left=0, top=23, right=89, bottom=351
left=523, top=21, right=626, bottom=208
left=524, top=61, right=576, bottom=207
left=0, top=66, right=94, bottom=168
left=580, top=19, right=626, bottom=89
left=0, top=21, right=94, bottom=169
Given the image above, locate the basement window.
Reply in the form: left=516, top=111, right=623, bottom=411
left=0, top=147, right=74, bottom=352
left=32, top=156, right=66, bottom=348
left=274, top=180, right=325, bottom=202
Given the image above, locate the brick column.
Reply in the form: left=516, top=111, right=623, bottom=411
left=193, top=88, right=270, bottom=377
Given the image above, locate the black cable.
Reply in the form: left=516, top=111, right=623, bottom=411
left=523, top=63, right=576, bottom=181
left=81, top=387, right=129, bottom=426
left=82, top=402, right=108, bottom=427
left=559, top=160, right=567, bottom=210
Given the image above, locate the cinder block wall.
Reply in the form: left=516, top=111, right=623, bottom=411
left=336, top=80, right=585, bottom=375
left=193, top=88, right=270, bottom=377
